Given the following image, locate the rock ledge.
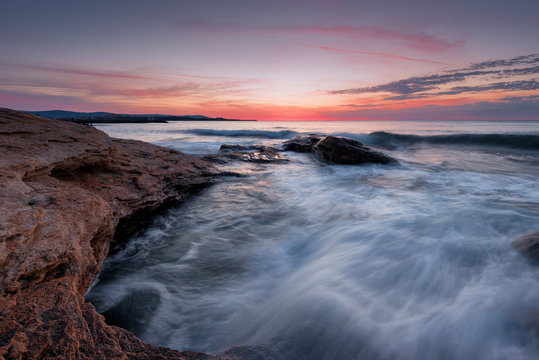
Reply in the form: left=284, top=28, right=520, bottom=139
left=0, top=108, right=217, bottom=359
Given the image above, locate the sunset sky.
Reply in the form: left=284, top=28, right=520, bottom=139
left=0, top=0, right=537, bottom=120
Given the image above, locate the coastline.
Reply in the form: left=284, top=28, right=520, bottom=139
left=2, top=107, right=538, bottom=359
left=27, top=111, right=256, bottom=124
left=0, top=108, right=219, bottom=359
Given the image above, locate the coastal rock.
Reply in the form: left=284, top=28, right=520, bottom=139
left=314, top=135, right=396, bottom=165
left=218, top=144, right=267, bottom=152
left=512, top=231, right=539, bottom=261
left=282, top=134, right=323, bottom=152
left=204, top=144, right=289, bottom=164
left=0, top=108, right=216, bottom=359
left=283, top=134, right=397, bottom=165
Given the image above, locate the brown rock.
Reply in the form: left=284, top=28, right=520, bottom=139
left=512, top=231, right=539, bottom=261
left=0, top=108, right=216, bottom=359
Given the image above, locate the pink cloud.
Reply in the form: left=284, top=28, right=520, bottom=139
left=176, top=21, right=464, bottom=53
left=316, top=46, right=453, bottom=65
left=282, top=25, right=464, bottom=52
left=6, top=64, right=153, bottom=81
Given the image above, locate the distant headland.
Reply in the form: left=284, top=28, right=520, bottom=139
left=27, top=110, right=256, bottom=123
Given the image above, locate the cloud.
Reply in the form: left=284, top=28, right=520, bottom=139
left=89, top=79, right=260, bottom=99
left=176, top=21, right=463, bottom=53
left=279, top=25, right=464, bottom=52
left=316, top=46, right=452, bottom=65
left=437, top=80, right=538, bottom=95
left=323, top=96, right=539, bottom=121
left=6, top=64, right=153, bottom=81
left=339, top=103, right=388, bottom=108
left=330, top=53, right=539, bottom=97
left=462, top=54, right=539, bottom=70
left=384, top=93, right=431, bottom=101
left=498, top=94, right=539, bottom=102
left=379, top=80, right=538, bottom=100
left=1, top=63, right=267, bottom=103
left=331, top=70, right=496, bottom=95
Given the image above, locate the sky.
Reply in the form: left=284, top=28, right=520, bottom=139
left=0, top=0, right=537, bottom=120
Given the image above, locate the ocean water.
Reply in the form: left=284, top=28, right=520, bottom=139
left=86, top=120, right=539, bottom=359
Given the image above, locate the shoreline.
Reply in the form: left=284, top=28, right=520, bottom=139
left=0, top=108, right=399, bottom=359
left=0, top=108, right=219, bottom=359
left=2, top=107, right=537, bottom=359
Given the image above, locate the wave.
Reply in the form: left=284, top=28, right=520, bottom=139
left=181, top=128, right=539, bottom=150
left=182, top=129, right=300, bottom=139
left=358, top=132, right=539, bottom=150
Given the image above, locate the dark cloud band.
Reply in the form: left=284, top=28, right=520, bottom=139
left=330, top=53, right=539, bottom=97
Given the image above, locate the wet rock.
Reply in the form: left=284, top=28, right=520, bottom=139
left=204, top=144, right=289, bottom=164
left=513, top=231, right=539, bottom=261
left=314, top=135, right=396, bottom=165
left=0, top=108, right=216, bottom=359
left=283, top=134, right=397, bottom=165
left=282, top=134, right=323, bottom=152
left=219, top=144, right=267, bottom=152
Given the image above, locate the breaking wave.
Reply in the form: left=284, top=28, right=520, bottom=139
left=358, top=132, right=539, bottom=150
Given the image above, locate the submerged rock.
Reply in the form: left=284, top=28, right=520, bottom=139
left=0, top=108, right=216, bottom=359
left=204, top=144, right=289, bottom=164
left=513, top=231, right=539, bottom=261
left=283, top=134, right=397, bottom=165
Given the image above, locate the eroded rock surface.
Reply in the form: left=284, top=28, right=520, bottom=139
left=0, top=108, right=217, bottom=359
left=283, top=134, right=397, bottom=165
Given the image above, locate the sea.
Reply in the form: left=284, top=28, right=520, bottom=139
left=85, top=120, right=539, bottom=359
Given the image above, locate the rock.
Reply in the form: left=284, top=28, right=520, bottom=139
left=204, top=145, right=289, bottom=164
left=314, top=135, right=396, bottom=165
left=218, top=144, right=267, bottom=152
left=282, top=134, right=323, bottom=152
left=0, top=108, right=216, bottom=359
left=512, top=231, right=539, bottom=261
left=283, top=134, right=397, bottom=165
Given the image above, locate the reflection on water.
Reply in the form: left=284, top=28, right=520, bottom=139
left=87, top=120, right=539, bottom=359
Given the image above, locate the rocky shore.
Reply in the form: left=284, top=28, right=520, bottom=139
left=0, top=108, right=402, bottom=359
left=4, top=107, right=533, bottom=359
left=0, top=108, right=218, bottom=359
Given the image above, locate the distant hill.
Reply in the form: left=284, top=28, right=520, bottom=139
left=27, top=110, right=254, bottom=123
